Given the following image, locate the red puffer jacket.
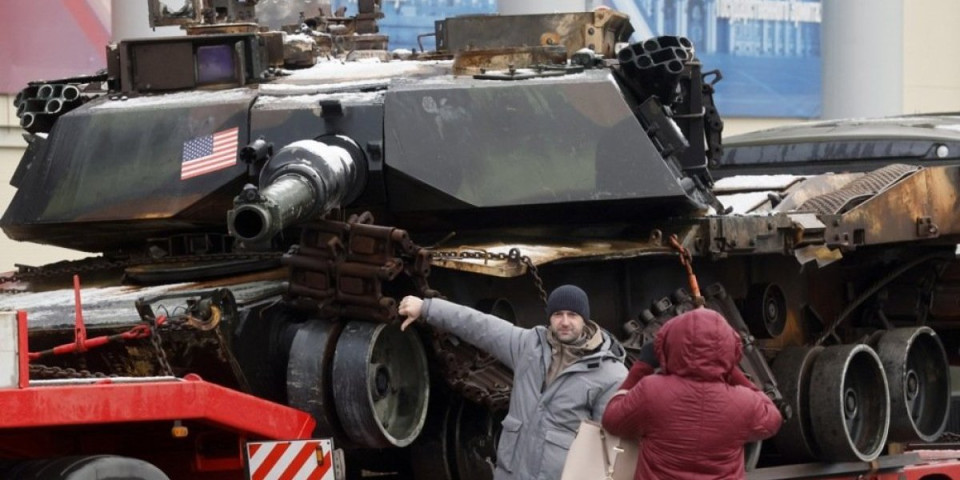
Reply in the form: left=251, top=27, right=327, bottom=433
left=602, top=309, right=782, bottom=480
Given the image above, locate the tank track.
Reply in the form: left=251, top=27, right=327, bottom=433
left=798, top=163, right=919, bottom=215
left=283, top=214, right=516, bottom=409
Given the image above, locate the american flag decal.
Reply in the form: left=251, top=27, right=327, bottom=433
left=247, top=439, right=335, bottom=480
left=181, top=127, right=239, bottom=180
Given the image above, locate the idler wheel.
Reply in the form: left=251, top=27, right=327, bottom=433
left=286, top=320, right=345, bottom=438
left=770, top=346, right=823, bottom=462
left=411, top=394, right=503, bottom=480
left=451, top=399, right=502, bottom=480
left=743, top=283, right=787, bottom=338
left=410, top=396, right=458, bottom=480
left=808, top=344, right=889, bottom=462
left=332, top=321, right=430, bottom=448
left=874, top=327, right=950, bottom=442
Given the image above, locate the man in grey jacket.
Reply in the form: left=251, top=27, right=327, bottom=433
left=399, top=285, right=627, bottom=480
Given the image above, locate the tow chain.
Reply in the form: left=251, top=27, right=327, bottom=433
left=427, top=247, right=548, bottom=411
left=215, top=326, right=252, bottom=391
left=430, top=247, right=548, bottom=307
left=29, top=364, right=111, bottom=379
left=149, top=321, right=175, bottom=377
left=521, top=255, right=548, bottom=307
left=28, top=323, right=152, bottom=361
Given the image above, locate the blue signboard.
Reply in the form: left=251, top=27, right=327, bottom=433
left=332, top=0, right=498, bottom=54
left=604, top=0, right=821, bottom=117
left=335, top=0, right=821, bottom=118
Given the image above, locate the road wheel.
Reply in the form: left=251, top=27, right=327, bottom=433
left=808, top=344, right=890, bottom=462
left=333, top=320, right=430, bottom=448
left=0, top=455, right=169, bottom=479
left=874, top=327, right=950, bottom=442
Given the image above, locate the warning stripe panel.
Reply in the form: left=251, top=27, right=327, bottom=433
left=306, top=452, right=332, bottom=480
left=277, top=442, right=318, bottom=480
left=252, top=442, right=290, bottom=480
left=247, top=440, right=333, bottom=480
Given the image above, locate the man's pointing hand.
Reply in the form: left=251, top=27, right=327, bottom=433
left=399, top=295, right=424, bottom=331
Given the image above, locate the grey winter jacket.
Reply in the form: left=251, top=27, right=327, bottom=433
left=422, top=298, right=628, bottom=480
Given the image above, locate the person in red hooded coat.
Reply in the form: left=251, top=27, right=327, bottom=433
left=601, top=308, right=782, bottom=479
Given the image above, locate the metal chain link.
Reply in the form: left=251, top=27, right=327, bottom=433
left=517, top=253, right=547, bottom=307
left=215, top=326, right=252, bottom=392
left=29, top=364, right=111, bottom=379
left=431, top=247, right=547, bottom=307
left=148, top=324, right=175, bottom=377
left=431, top=249, right=511, bottom=263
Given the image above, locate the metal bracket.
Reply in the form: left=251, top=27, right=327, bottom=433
left=916, top=216, right=940, bottom=238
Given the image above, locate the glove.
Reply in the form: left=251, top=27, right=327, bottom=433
left=773, top=397, right=794, bottom=422
left=620, top=359, right=655, bottom=391
left=636, top=341, right=660, bottom=369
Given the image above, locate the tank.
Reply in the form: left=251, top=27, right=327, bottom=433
left=2, top=0, right=959, bottom=476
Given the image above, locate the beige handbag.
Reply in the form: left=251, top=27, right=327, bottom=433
left=561, top=419, right=639, bottom=480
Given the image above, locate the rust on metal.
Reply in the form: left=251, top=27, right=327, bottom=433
left=284, top=215, right=434, bottom=323
left=441, top=10, right=632, bottom=72
left=832, top=166, right=960, bottom=247
left=431, top=238, right=674, bottom=278
left=432, top=330, right=512, bottom=411
left=668, top=234, right=702, bottom=304
left=184, top=23, right=259, bottom=35
left=452, top=46, right=567, bottom=75
left=773, top=172, right=862, bottom=212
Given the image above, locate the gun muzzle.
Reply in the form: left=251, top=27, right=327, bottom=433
left=228, top=137, right=366, bottom=246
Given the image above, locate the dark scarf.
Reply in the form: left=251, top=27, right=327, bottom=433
left=544, top=321, right=602, bottom=388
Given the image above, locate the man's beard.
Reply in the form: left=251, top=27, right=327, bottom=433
left=552, top=326, right=584, bottom=345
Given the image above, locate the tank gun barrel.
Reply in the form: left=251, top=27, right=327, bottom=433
left=229, top=175, right=316, bottom=244
left=227, top=137, right=366, bottom=246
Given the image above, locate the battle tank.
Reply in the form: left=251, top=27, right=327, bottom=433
left=2, top=0, right=958, bottom=476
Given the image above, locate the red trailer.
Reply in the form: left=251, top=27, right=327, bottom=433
left=1, top=279, right=960, bottom=480
left=748, top=450, right=960, bottom=480
left=0, top=310, right=341, bottom=479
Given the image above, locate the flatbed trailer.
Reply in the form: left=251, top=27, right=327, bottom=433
left=3, top=304, right=960, bottom=480
left=748, top=451, right=960, bottom=480
left=0, top=310, right=341, bottom=479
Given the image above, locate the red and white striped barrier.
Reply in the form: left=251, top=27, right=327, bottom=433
left=246, top=439, right=336, bottom=480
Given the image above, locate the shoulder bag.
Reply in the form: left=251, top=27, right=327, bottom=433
left=561, top=419, right=639, bottom=480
